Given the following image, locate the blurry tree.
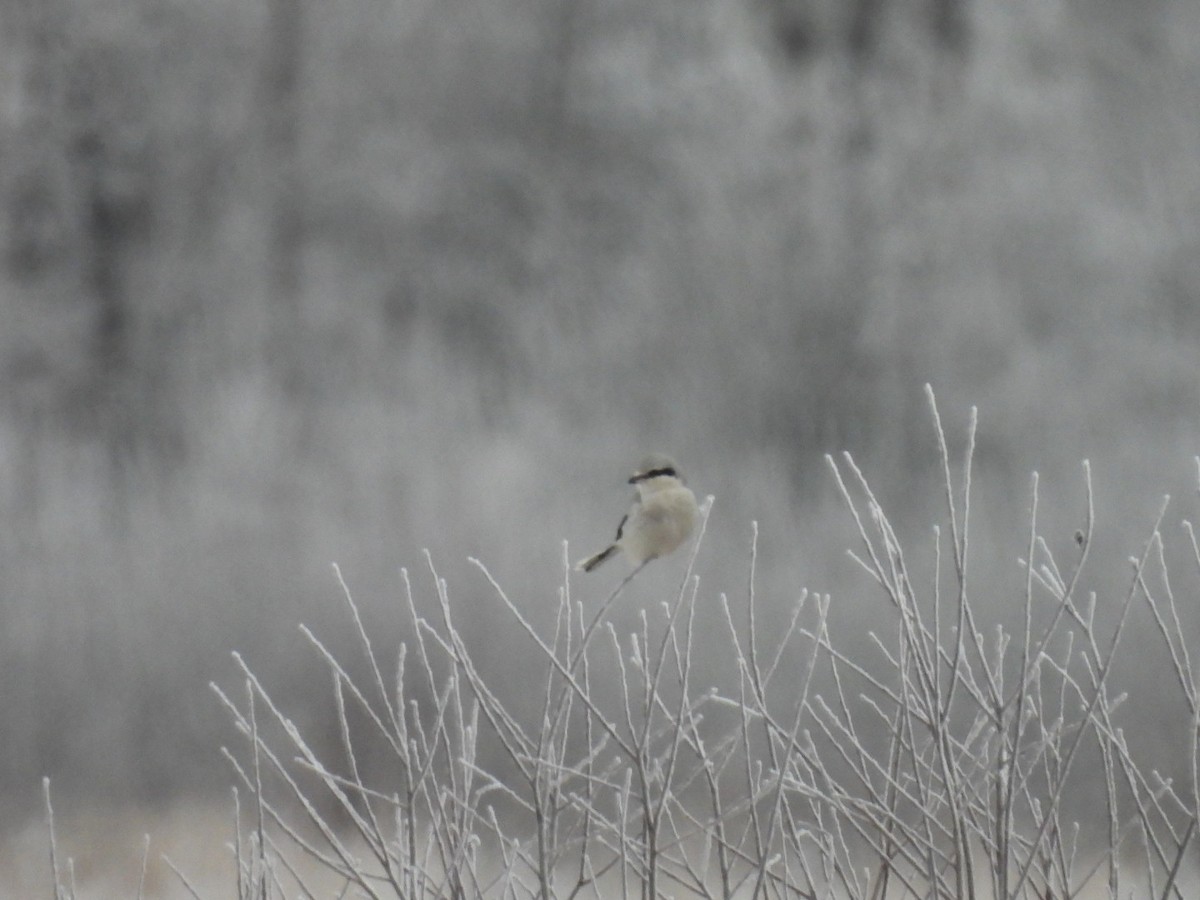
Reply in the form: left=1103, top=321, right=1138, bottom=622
left=262, top=0, right=308, bottom=397
left=2, top=2, right=77, bottom=282
left=538, top=0, right=584, bottom=131
left=930, top=0, right=969, bottom=52
left=1, top=2, right=151, bottom=524
left=758, top=0, right=971, bottom=61
left=69, top=42, right=160, bottom=518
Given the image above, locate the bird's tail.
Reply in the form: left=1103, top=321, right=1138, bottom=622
left=576, top=545, right=618, bottom=573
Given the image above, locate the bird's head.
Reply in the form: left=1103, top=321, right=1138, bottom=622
left=629, top=453, right=683, bottom=486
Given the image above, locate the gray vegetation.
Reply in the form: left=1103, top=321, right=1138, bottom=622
left=45, top=393, right=1200, bottom=897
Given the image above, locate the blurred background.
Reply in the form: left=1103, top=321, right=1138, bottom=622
left=3, top=0, right=1200, bottom=883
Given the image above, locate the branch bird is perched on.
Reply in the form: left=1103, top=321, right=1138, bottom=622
left=576, top=454, right=699, bottom=573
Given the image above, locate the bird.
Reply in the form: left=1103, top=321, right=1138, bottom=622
left=576, top=454, right=699, bottom=573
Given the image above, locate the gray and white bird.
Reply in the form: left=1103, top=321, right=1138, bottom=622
left=576, top=454, right=698, bottom=573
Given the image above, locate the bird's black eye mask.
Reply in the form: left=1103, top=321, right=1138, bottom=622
left=629, top=467, right=677, bottom=484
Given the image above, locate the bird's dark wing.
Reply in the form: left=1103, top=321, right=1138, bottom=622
left=614, top=512, right=629, bottom=541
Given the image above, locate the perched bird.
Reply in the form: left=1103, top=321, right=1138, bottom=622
left=576, top=454, right=698, bottom=573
